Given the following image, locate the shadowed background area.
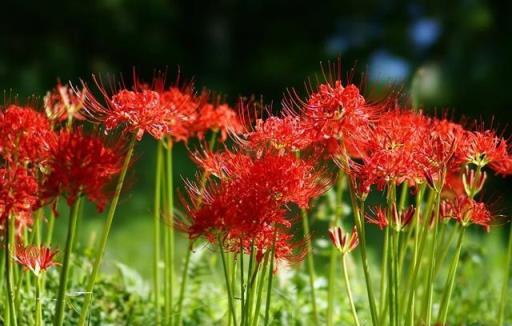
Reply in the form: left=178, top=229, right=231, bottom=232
left=1, top=0, right=511, bottom=277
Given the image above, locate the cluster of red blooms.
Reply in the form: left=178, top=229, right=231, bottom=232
left=81, top=74, right=242, bottom=142
left=183, top=70, right=512, bottom=255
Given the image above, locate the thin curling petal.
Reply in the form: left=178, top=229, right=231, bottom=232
left=44, top=81, right=86, bottom=122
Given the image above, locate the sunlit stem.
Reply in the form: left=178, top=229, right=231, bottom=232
left=263, top=233, right=277, bottom=326
left=498, top=223, right=512, bottom=326
left=5, top=214, right=17, bottom=326
left=77, top=134, right=137, bottom=326
left=379, top=227, right=389, bottom=325
left=438, top=225, right=465, bottom=324
left=35, top=275, right=42, bottom=326
left=153, top=141, right=163, bottom=325
left=423, top=190, right=442, bottom=325
left=251, top=251, right=270, bottom=326
left=347, top=179, right=378, bottom=326
left=300, top=208, right=319, bottom=325
left=342, top=254, right=361, bottom=326
left=165, top=139, right=176, bottom=326
left=54, top=196, right=82, bottom=326
left=327, top=173, right=345, bottom=326
left=218, top=235, right=238, bottom=326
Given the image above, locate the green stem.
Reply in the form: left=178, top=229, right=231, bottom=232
left=35, top=276, right=42, bottom=326
left=77, top=134, right=136, bottom=326
left=327, top=173, right=345, bottom=326
left=251, top=251, right=270, bottom=326
left=423, top=190, right=441, bottom=325
left=244, top=243, right=257, bottom=326
left=54, top=197, right=82, bottom=326
left=403, top=188, right=434, bottom=325
left=175, top=242, right=193, bottom=326
left=153, top=141, right=163, bottom=325
left=433, top=224, right=458, bottom=278
left=438, top=226, right=465, bottom=324
left=388, top=230, right=395, bottom=326
left=218, top=236, right=238, bottom=326
left=165, top=141, right=176, bottom=326
left=348, top=180, right=378, bottom=326
left=379, top=227, right=389, bottom=325
left=342, top=254, right=361, bottom=326
left=45, top=208, right=56, bottom=247
left=301, top=208, right=319, bottom=325
left=263, top=235, right=277, bottom=326
left=5, top=214, right=17, bottom=326
left=498, top=223, right=512, bottom=326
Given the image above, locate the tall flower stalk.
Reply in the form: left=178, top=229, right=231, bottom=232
left=77, top=134, right=136, bottom=325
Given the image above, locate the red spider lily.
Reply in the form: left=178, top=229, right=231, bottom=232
left=0, top=105, right=56, bottom=166
left=365, top=206, right=388, bottom=229
left=442, top=171, right=466, bottom=199
left=13, top=244, right=59, bottom=276
left=194, top=101, right=243, bottom=142
left=366, top=204, right=414, bottom=231
left=0, top=167, right=38, bottom=235
left=42, top=129, right=124, bottom=212
left=356, top=110, right=430, bottom=191
left=296, top=80, right=379, bottom=157
left=44, top=81, right=86, bottom=122
left=159, top=86, right=199, bottom=142
left=80, top=73, right=198, bottom=141
left=180, top=150, right=330, bottom=265
left=244, top=115, right=316, bottom=154
left=328, top=226, right=359, bottom=254
left=456, top=130, right=511, bottom=171
left=440, top=195, right=492, bottom=231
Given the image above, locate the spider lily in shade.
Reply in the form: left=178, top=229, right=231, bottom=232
left=44, top=81, right=87, bottom=124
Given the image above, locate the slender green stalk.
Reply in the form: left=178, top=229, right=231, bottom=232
left=153, top=141, right=163, bottom=325
left=218, top=236, right=238, bottom=326
left=263, top=235, right=277, bottom=326
left=438, top=226, right=465, bottom=324
left=379, top=227, right=389, bottom=325
left=393, top=232, right=400, bottom=325
left=77, top=134, right=136, bottom=326
left=423, top=190, right=442, bottom=325
left=175, top=242, right=192, bottom=326
left=54, top=197, right=82, bottom=326
left=388, top=230, right=395, bottom=326
left=301, top=209, right=319, bottom=325
left=251, top=251, right=270, bottom=326
left=244, top=243, right=257, bottom=326
left=498, top=223, right=512, bottom=326
left=327, top=173, right=345, bottom=326
left=45, top=207, right=56, bottom=246
left=240, top=243, right=245, bottom=325
left=165, top=141, right=176, bottom=326
left=5, top=214, right=17, bottom=326
left=228, top=253, right=237, bottom=326
left=403, top=188, right=435, bottom=324
left=434, top=224, right=458, bottom=278
left=347, top=180, right=378, bottom=326
left=342, top=254, right=361, bottom=326
left=35, top=276, right=42, bottom=326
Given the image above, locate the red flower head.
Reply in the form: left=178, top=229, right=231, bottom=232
left=366, top=204, right=414, bottom=231
left=14, top=244, right=59, bottom=276
left=357, top=109, right=430, bottom=191
left=193, top=97, right=243, bottom=142
left=244, top=115, right=316, bottom=154
left=0, top=167, right=38, bottom=235
left=0, top=105, right=56, bottom=166
left=42, top=129, right=124, bottom=211
left=365, top=206, right=388, bottom=229
left=456, top=129, right=511, bottom=172
left=158, top=86, right=199, bottom=142
left=440, top=195, right=492, bottom=231
left=180, top=150, right=330, bottom=266
left=44, top=81, right=86, bottom=123
left=328, top=226, right=359, bottom=254
left=81, top=73, right=198, bottom=141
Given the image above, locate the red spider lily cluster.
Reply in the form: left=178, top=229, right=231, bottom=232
left=1, top=64, right=512, bottom=326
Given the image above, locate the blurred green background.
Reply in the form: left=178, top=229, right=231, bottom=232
left=1, top=0, right=511, bottom=278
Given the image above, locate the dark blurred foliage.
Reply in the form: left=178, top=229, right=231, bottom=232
left=1, top=0, right=512, bottom=252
